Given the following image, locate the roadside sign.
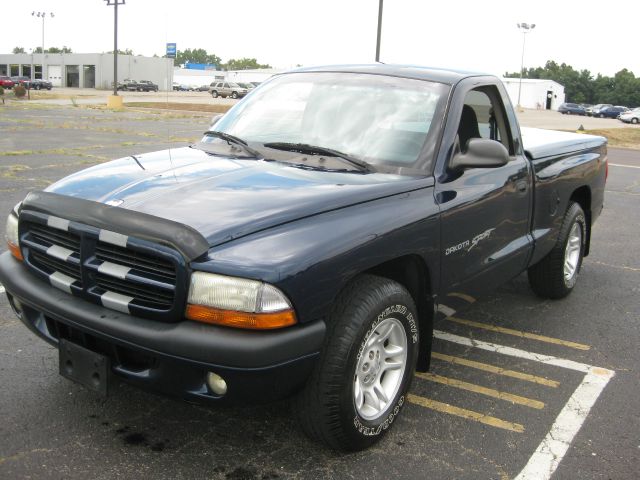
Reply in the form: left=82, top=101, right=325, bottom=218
left=166, top=43, right=177, bottom=58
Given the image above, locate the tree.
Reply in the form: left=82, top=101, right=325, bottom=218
left=224, top=58, right=271, bottom=71
left=174, top=48, right=221, bottom=68
left=13, top=47, right=26, bottom=54
left=33, top=46, right=73, bottom=54
left=107, top=48, right=134, bottom=55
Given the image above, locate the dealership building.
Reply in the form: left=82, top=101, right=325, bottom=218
left=0, top=53, right=174, bottom=90
left=500, top=78, right=565, bottom=110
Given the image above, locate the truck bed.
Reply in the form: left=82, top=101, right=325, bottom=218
left=521, top=127, right=606, bottom=160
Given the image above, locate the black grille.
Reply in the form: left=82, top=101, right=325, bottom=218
left=29, top=223, right=80, bottom=252
left=21, top=216, right=183, bottom=320
left=31, top=250, right=81, bottom=281
left=96, top=273, right=174, bottom=308
left=96, top=242, right=176, bottom=282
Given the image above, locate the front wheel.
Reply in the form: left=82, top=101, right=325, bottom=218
left=231, top=91, right=238, bottom=99
left=294, top=274, right=419, bottom=451
left=528, top=202, right=586, bottom=299
left=211, top=91, right=218, bottom=98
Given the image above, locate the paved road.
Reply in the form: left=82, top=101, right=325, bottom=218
left=0, top=104, right=638, bottom=479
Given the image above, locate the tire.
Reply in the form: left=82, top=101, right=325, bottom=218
left=528, top=202, right=586, bottom=299
left=231, top=91, right=238, bottom=99
left=599, top=113, right=604, bottom=118
left=293, top=274, right=419, bottom=451
left=211, top=91, right=218, bottom=98
left=632, top=118, right=639, bottom=124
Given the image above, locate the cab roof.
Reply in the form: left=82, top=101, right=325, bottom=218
left=287, top=64, right=491, bottom=85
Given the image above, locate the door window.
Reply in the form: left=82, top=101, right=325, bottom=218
left=457, top=87, right=514, bottom=156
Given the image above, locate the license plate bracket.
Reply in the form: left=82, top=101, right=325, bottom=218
left=59, top=339, right=109, bottom=396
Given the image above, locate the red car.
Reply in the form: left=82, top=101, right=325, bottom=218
left=0, top=76, right=15, bottom=88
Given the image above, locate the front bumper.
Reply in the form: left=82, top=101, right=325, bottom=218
left=0, top=252, right=325, bottom=404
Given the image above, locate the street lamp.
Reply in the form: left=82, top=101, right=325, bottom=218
left=517, top=22, right=536, bottom=109
left=104, top=0, right=125, bottom=105
left=31, top=11, right=55, bottom=55
left=375, top=0, right=383, bottom=62
left=32, top=11, right=54, bottom=81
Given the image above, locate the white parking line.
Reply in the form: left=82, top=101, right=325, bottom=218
left=609, top=163, right=640, bottom=169
left=433, top=330, right=615, bottom=480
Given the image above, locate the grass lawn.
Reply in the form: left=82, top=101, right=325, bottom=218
left=584, top=128, right=640, bottom=150
left=125, top=102, right=231, bottom=114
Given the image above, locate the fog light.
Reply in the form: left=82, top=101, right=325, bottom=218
left=206, top=372, right=227, bottom=396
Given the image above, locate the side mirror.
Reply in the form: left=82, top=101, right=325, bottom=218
left=209, top=113, right=223, bottom=129
left=450, top=138, right=510, bottom=171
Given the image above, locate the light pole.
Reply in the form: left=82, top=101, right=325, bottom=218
left=517, top=22, right=535, bottom=109
left=31, top=11, right=54, bottom=80
left=104, top=0, right=125, bottom=107
left=375, top=0, right=383, bottom=62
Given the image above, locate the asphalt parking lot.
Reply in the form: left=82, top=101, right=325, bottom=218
left=0, top=104, right=638, bottom=479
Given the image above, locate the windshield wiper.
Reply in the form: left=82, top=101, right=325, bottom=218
left=203, top=130, right=263, bottom=158
left=263, top=142, right=374, bottom=173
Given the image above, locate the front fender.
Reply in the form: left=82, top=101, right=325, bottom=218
left=193, top=186, right=440, bottom=324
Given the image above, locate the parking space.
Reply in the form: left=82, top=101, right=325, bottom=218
left=0, top=104, right=638, bottom=479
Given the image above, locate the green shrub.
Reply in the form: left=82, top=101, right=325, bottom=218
left=14, top=84, right=27, bottom=98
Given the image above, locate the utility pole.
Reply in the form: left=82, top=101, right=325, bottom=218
left=375, top=0, right=383, bottom=62
left=517, top=22, right=536, bottom=109
left=104, top=0, right=126, bottom=107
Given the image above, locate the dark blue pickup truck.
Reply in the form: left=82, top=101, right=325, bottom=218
left=1, top=65, right=607, bottom=451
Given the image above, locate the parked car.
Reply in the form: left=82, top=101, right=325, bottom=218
left=558, top=103, right=586, bottom=115
left=0, top=76, right=15, bottom=88
left=250, top=81, right=262, bottom=88
left=236, top=82, right=255, bottom=90
left=618, top=107, right=640, bottom=124
left=29, top=79, right=53, bottom=90
left=10, top=76, right=32, bottom=88
left=586, top=104, right=612, bottom=117
left=117, top=79, right=140, bottom=91
left=1, top=64, right=608, bottom=452
left=196, top=85, right=210, bottom=92
left=596, top=106, right=629, bottom=119
left=208, top=81, right=248, bottom=99
left=137, top=80, right=158, bottom=92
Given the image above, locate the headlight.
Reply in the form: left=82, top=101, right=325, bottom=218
left=5, top=212, right=22, bottom=261
left=185, top=272, right=297, bottom=329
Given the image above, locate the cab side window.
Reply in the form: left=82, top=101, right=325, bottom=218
left=457, top=87, right=514, bottom=156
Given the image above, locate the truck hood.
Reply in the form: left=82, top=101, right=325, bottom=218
left=46, top=147, right=428, bottom=247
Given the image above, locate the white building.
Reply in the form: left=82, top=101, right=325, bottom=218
left=0, top=53, right=174, bottom=90
left=500, top=78, right=565, bottom=111
left=172, top=68, right=282, bottom=89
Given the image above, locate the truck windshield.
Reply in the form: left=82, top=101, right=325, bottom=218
left=212, top=72, right=449, bottom=171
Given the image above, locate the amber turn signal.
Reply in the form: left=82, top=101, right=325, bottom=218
left=8, top=241, right=23, bottom=261
left=185, top=304, right=297, bottom=330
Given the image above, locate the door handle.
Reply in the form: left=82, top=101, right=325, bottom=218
left=516, top=180, right=528, bottom=192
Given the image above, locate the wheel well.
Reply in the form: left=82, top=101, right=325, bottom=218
left=365, top=255, right=433, bottom=372
left=570, top=186, right=592, bottom=256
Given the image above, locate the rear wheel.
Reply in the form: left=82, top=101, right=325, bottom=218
left=528, top=202, right=586, bottom=299
left=294, top=274, right=419, bottom=451
left=632, top=118, right=639, bottom=124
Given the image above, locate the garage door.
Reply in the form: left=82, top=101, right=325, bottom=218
left=48, top=65, right=62, bottom=87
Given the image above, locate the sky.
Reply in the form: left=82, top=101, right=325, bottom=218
left=2, top=0, right=637, bottom=77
